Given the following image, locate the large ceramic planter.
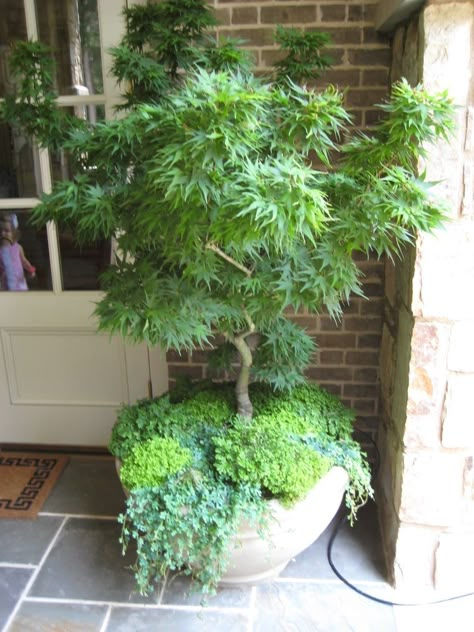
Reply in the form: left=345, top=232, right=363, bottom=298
left=115, top=459, right=348, bottom=586
left=219, top=466, right=348, bottom=585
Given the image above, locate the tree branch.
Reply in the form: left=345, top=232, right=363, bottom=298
left=205, top=242, right=253, bottom=278
left=242, top=309, right=256, bottom=338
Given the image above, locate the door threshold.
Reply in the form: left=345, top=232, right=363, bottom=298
left=0, top=443, right=110, bottom=456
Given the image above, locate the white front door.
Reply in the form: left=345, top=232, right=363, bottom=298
left=0, top=0, right=168, bottom=447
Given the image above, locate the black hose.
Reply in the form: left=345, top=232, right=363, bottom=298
left=326, top=427, right=474, bottom=606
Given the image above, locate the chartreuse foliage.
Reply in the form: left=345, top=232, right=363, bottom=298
left=111, top=381, right=372, bottom=595
left=119, top=437, right=192, bottom=490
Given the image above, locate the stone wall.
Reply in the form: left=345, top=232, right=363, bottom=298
left=377, top=0, right=474, bottom=591
left=167, top=1, right=392, bottom=438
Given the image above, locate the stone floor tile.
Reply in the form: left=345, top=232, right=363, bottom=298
left=41, top=457, right=126, bottom=517
left=9, top=601, right=108, bottom=632
left=160, top=572, right=252, bottom=608
left=0, top=567, right=33, bottom=629
left=393, top=594, right=474, bottom=632
left=282, top=501, right=387, bottom=583
left=28, top=518, right=158, bottom=604
left=0, top=516, right=63, bottom=565
left=253, top=581, right=397, bottom=632
left=106, top=607, right=249, bottom=631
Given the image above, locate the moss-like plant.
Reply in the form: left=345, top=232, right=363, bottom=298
left=213, top=415, right=333, bottom=505
left=120, top=437, right=192, bottom=490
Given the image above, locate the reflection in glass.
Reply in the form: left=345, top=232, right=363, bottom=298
left=59, top=229, right=111, bottom=290
left=0, top=210, right=51, bottom=291
left=0, top=0, right=28, bottom=97
left=50, top=104, right=105, bottom=183
left=36, top=0, right=104, bottom=96
left=0, top=123, right=43, bottom=198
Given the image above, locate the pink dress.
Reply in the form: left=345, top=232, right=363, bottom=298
left=0, top=242, right=33, bottom=291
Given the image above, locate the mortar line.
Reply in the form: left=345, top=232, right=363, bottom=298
left=0, top=563, right=37, bottom=569
left=23, top=596, right=248, bottom=613
left=38, top=512, right=119, bottom=520
left=99, top=605, right=112, bottom=632
left=246, top=586, right=257, bottom=632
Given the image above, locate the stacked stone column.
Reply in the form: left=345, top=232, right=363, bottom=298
left=378, top=0, right=474, bottom=592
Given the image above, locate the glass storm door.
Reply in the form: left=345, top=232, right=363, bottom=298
left=0, top=0, right=167, bottom=447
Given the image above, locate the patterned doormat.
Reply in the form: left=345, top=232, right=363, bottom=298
left=0, top=452, right=68, bottom=519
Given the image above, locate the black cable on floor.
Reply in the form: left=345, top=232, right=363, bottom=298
left=326, top=427, right=474, bottom=607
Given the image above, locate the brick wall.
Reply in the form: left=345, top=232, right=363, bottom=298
left=167, top=1, right=391, bottom=438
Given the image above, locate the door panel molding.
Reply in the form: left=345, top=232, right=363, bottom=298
left=1, top=327, right=130, bottom=406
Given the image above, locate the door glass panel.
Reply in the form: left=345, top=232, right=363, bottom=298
left=36, top=0, right=104, bottom=96
left=59, top=230, right=111, bottom=290
left=0, top=123, right=43, bottom=198
left=50, top=104, right=106, bottom=183
left=0, top=209, right=52, bottom=291
left=0, top=0, right=28, bottom=97
left=49, top=103, right=110, bottom=290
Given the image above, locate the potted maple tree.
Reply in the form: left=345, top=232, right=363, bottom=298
left=1, top=0, right=454, bottom=597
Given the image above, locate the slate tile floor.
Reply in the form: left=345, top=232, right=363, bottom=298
left=1, top=456, right=472, bottom=631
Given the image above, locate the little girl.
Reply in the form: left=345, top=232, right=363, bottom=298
left=0, top=214, right=36, bottom=291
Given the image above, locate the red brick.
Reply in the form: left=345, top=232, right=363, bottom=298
left=346, top=88, right=388, bottom=108
left=347, top=109, right=363, bottom=126
left=348, top=5, right=364, bottom=22
left=324, top=47, right=345, bottom=66
left=358, top=334, right=382, bottom=348
left=166, top=350, right=189, bottom=363
left=362, top=68, right=389, bottom=86
left=232, top=7, right=258, bottom=25
left=261, top=49, right=286, bottom=67
left=343, top=383, right=378, bottom=398
left=362, top=282, right=385, bottom=298
left=354, top=367, right=379, bottom=382
left=290, top=316, right=318, bottom=331
left=348, top=4, right=376, bottom=22
left=359, top=299, right=384, bottom=315
left=365, top=108, right=388, bottom=126
left=317, top=333, right=357, bottom=348
left=322, top=27, right=361, bottom=45
left=320, top=4, right=347, bottom=21
left=363, top=27, right=389, bottom=45
left=346, top=350, right=380, bottom=365
left=214, top=8, right=231, bottom=26
left=261, top=5, right=316, bottom=24
left=218, top=27, right=275, bottom=46
left=340, top=300, right=360, bottom=315
left=306, top=367, right=353, bottom=381
left=348, top=48, right=391, bottom=67
left=191, top=350, right=212, bottom=363
left=319, top=317, right=342, bottom=331
left=319, top=350, right=344, bottom=364
left=319, top=68, right=361, bottom=88
left=168, top=365, right=204, bottom=379
left=312, top=382, right=342, bottom=396
left=352, top=398, right=376, bottom=414
left=344, top=317, right=382, bottom=332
